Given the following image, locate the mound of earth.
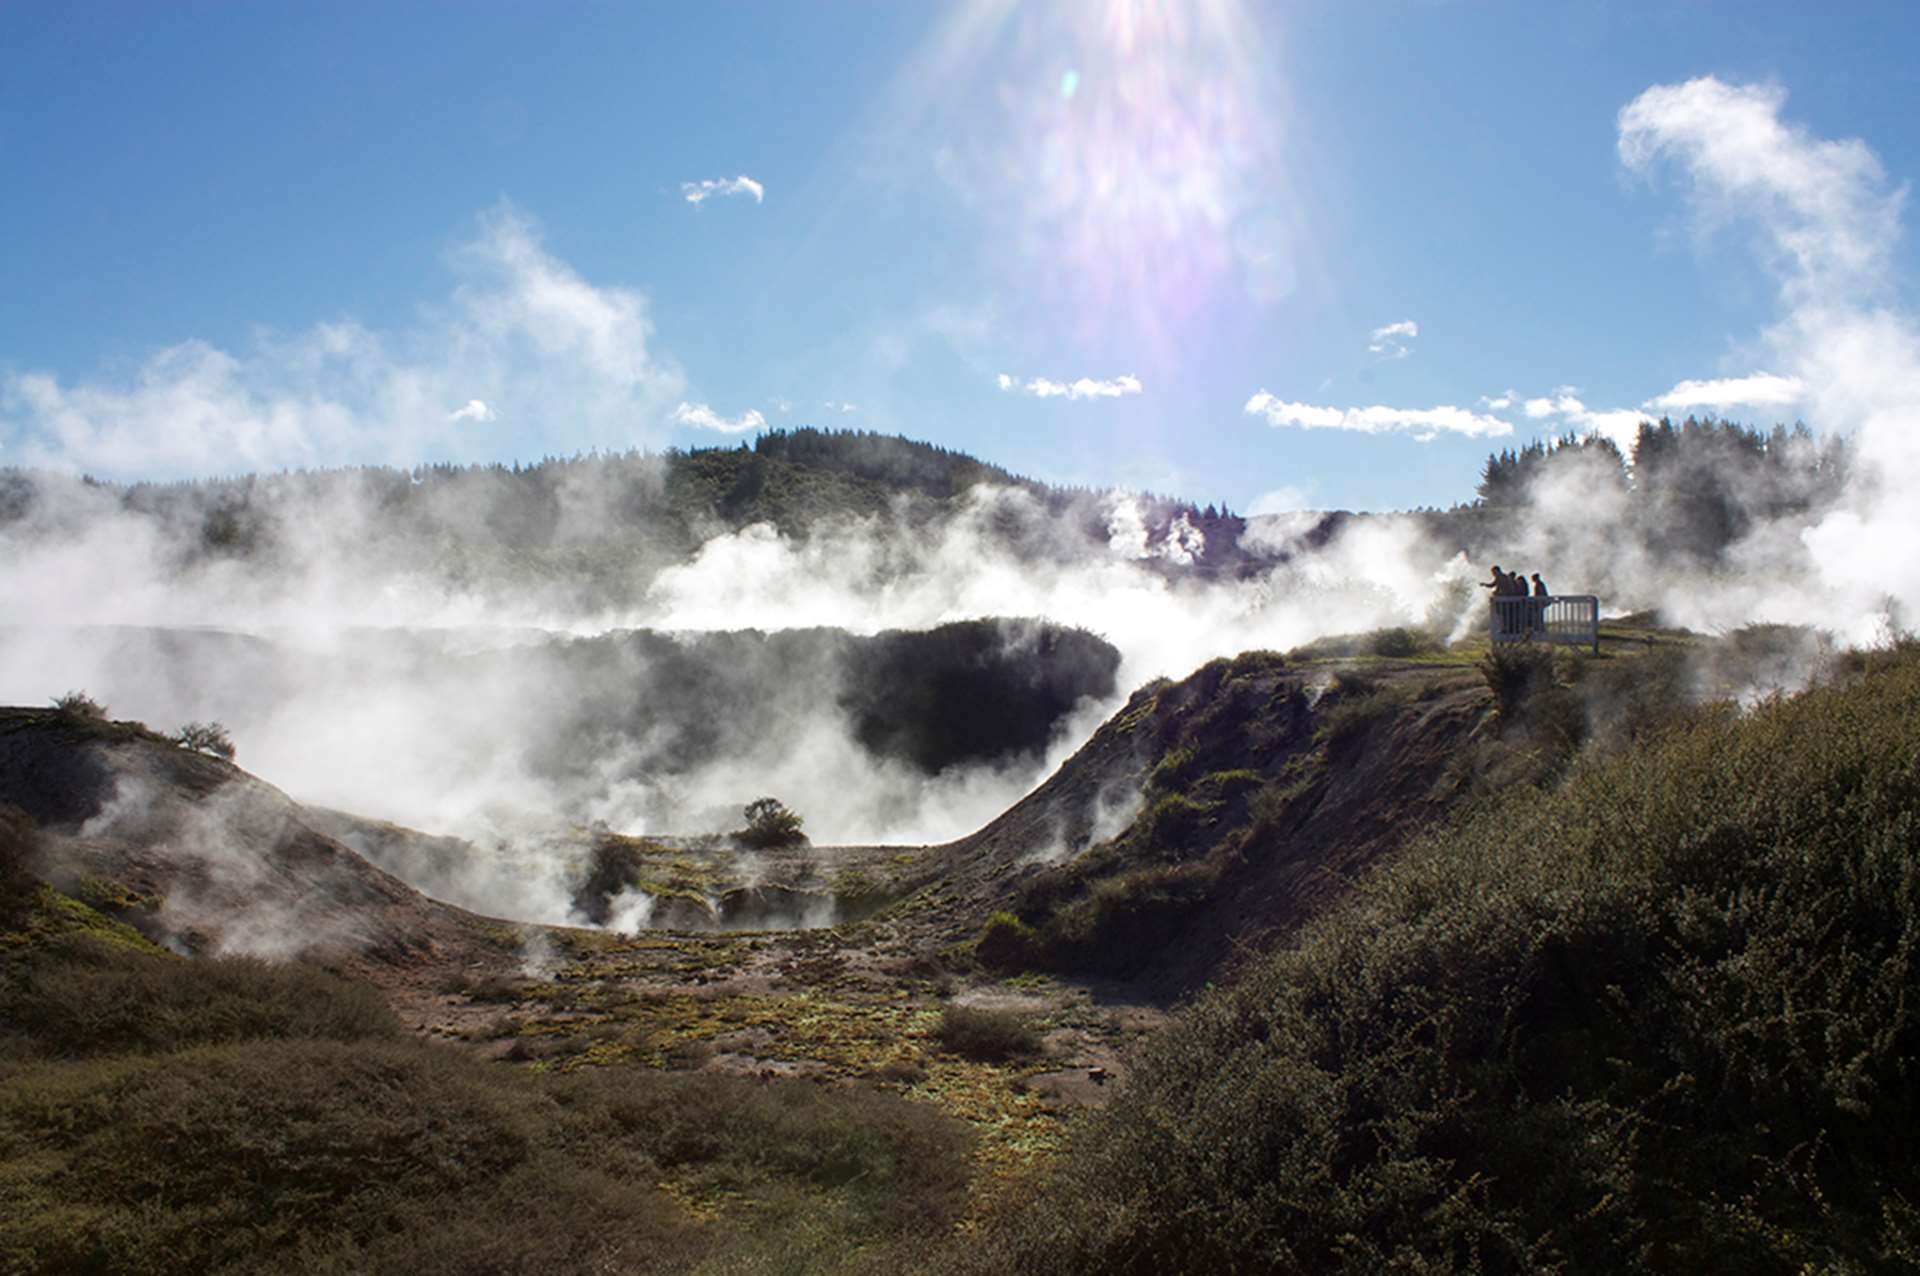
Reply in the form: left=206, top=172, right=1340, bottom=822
left=0, top=707, right=505, bottom=979
left=916, top=651, right=1496, bottom=991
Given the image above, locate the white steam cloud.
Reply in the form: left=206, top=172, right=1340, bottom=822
left=0, top=474, right=1472, bottom=883
left=1614, top=76, right=1920, bottom=636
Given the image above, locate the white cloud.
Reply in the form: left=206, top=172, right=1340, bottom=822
left=998, top=373, right=1142, bottom=401
left=822, top=401, right=858, bottom=414
left=0, top=202, right=681, bottom=478
left=680, top=175, right=765, bottom=206
left=1481, top=390, right=1517, bottom=411
left=1644, top=372, right=1805, bottom=412
left=1243, top=392, right=1513, bottom=440
left=1619, top=78, right=1900, bottom=305
left=1504, top=388, right=1648, bottom=451
left=1367, top=318, right=1418, bottom=358
left=670, top=401, right=767, bottom=434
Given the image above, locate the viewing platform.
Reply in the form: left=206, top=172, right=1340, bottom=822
left=1490, top=595, right=1599, bottom=654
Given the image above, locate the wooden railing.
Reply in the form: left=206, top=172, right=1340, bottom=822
left=1490, top=595, right=1599, bottom=654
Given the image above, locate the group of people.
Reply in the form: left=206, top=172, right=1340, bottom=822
left=1482, top=565, right=1551, bottom=637
left=1480, top=565, right=1548, bottom=599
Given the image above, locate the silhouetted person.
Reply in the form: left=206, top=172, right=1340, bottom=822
left=1482, top=565, right=1525, bottom=638
left=1530, top=572, right=1550, bottom=633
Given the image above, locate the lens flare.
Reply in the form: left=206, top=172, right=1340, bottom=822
left=886, top=0, right=1300, bottom=362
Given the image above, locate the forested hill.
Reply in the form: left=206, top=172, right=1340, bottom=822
left=2, top=417, right=1853, bottom=623
left=1423, top=415, right=1851, bottom=573
left=0, top=428, right=1258, bottom=601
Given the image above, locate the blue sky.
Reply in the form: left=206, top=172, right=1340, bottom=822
left=4, top=1, right=1918, bottom=512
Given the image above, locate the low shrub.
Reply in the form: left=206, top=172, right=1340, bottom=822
left=975, top=910, right=1040, bottom=972
left=0, top=937, right=400, bottom=1057
left=555, top=1065, right=974, bottom=1235
left=50, top=690, right=106, bottom=719
left=1330, top=668, right=1379, bottom=697
left=0, top=804, right=37, bottom=928
left=1193, top=769, right=1263, bottom=801
left=1315, top=680, right=1405, bottom=760
left=172, top=720, right=237, bottom=760
left=1368, top=626, right=1429, bottom=658
left=0, top=935, right=976, bottom=1274
left=1147, top=746, right=1198, bottom=793
left=876, top=1054, right=929, bottom=1084
left=1477, top=644, right=1556, bottom=717
left=1037, top=863, right=1220, bottom=975
left=1141, top=792, right=1214, bottom=852
left=0, top=1038, right=696, bottom=1275
left=947, top=648, right=1920, bottom=1274
left=733, top=796, right=808, bottom=849
left=937, top=1004, right=1043, bottom=1062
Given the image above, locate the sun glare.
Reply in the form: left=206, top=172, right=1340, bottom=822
left=892, top=0, right=1299, bottom=361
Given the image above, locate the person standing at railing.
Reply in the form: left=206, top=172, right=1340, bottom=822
left=1481, top=566, right=1529, bottom=639
left=1530, top=572, right=1550, bottom=636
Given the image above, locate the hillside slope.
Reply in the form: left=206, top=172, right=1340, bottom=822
left=948, top=644, right=1920, bottom=1274
left=921, top=650, right=1493, bottom=991
left=0, top=707, right=505, bottom=977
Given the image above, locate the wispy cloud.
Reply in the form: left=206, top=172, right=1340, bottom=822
left=997, top=373, right=1142, bottom=401
left=1619, top=79, right=1898, bottom=305
left=1244, top=392, right=1512, bottom=440
left=680, top=175, right=765, bottom=206
left=1645, top=372, right=1805, bottom=412
left=822, top=401, right=858, bottom=414
left=0, top=202, right=681, bottom=478
left=670, top=401, right=766, bottom=434
left=1367, top=319, right=1418, bottom=359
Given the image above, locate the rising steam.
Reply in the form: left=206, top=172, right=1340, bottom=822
left=5, top=76, right=1919, bottom=936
